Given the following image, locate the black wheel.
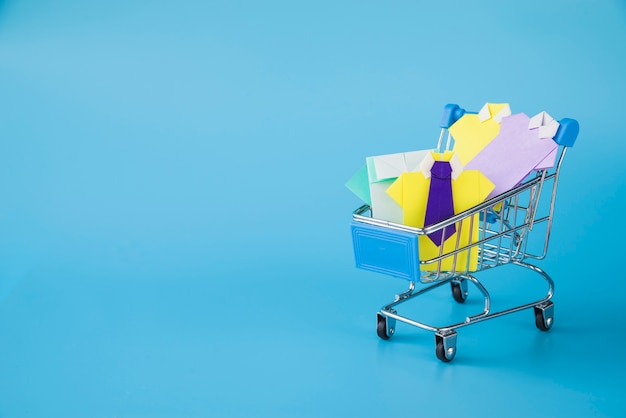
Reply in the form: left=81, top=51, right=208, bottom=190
left=435, top=335, right=455, bottom=362
left=376, top=313, right=392, bottom=340
left=534, top=302, right=554, bottom=331
left=451, top=281, right=467, bottom=303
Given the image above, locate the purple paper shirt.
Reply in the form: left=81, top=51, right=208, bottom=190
left=464, top=113, right=558, bottom=199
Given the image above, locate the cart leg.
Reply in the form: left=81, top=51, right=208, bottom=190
left=534, top=301, right=554, bottom=331
left=377, top=311, right=397, bottom=340
left=435, top=330, right=457, bottom=362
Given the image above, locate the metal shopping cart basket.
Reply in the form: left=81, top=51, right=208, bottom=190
left=350, top=104, right=579, bottom=362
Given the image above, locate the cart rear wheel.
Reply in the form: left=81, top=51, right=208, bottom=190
left=451, top=280, right=468, bottom=304
left=376, top=313, right=393, bottom=340
left=534, top=301, right=554, bottom=331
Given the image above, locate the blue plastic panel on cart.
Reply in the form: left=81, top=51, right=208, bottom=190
left=351, top=221, right=419, bottom=281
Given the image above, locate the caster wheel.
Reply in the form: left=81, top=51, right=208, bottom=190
left=376, top=312, right=395, bottom=340
left=451, top=280, right=468, bottom=304
left=534, top=301, right=554, bottom=331
left=435, top=331, right=457, bottom=362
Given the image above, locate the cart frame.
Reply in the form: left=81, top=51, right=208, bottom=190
left=351, top=105, right=578, bottom=362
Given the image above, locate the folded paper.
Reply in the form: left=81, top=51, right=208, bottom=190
left=479, top=102, right=511, bottom=123
left=345, top=165, right=371, bottom=205
left=345, top=150, right=430, bottom=223
left=424, top=161, right=456, bottom=246
left=465, top=112, right=559, bottom=199
left=386, top=151, right=495, bottom=272
left=535, top=148, right=558, bottom=170
left=449, top=102, right=511, bottom=166
left=421, top=153, right=462, bottom=246
left=528, top=111, right=560, bottom=139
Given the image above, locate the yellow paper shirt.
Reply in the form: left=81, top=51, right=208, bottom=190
left=449, top=103, right=509, bottom=166
left=386, top=153, right=495, bottom=272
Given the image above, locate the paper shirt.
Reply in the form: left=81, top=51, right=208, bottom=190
left=464, top=112, right=559, bottom=199
left=386, top=151, right=495, bottom=272
left=345, top=149, right=430, bottom=224
left=449, top=102, right=511, bottom=166
left=345, top=165, right=371, bottom=205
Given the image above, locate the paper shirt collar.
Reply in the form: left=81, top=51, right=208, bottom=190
left=528, top=111, right=560, bottom=139
left=478, top=103, right=512, bottom=123
left=420, top=151, right=463, bottom=180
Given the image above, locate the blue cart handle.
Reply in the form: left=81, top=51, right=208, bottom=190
left=439, top=104, right=466, bottom=129
left=553, top=118, right=579, bottom=147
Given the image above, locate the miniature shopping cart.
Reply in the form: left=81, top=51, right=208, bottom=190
left=351, top=104, right=579, bottom=362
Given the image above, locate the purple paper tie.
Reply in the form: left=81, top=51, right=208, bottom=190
left=424, top=161, right=456, bottom=245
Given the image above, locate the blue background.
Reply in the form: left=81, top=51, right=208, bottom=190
left=1, top=0, right=625, bottom=417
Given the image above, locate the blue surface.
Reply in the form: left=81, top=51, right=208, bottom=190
left=1, top=0, right=625, bottom=417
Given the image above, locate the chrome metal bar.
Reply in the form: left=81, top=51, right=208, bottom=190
left=479, top=209, right=488, bottom=271
left=378, top=261, right=554, bottom=333
left=528, top=170, right=547, bottom=231
left=450, top=220, right=462, bottom=276
left=436, top=128, right=446, bottom=152
left=394, top=281, right=416, bottom=301
left=539, top=147, right=567, bottom=259
left=435, top=230, right=444, bottom=276
left=420, top=220, right=538, bottom=266
left=417, top=174, right=556, bottom=234
left=449, top=261, right=554, bottom=329
left=352, top=172, right=558, bottom=237
left=445, top=131, right=453, bottom=151
left=459, top=216, right=468, bottom=274
left=381, top=279, right=452, bottom=311
left=510, top=195, right=519, bottom=258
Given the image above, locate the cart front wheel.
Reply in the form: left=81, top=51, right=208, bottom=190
left=534, top=301, right=554, bottom=331
left=435, top=331, right=457, bottom=362
left=451, top=280, right=468, bottom=304
left=376, top=313, right=395, bottom=340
